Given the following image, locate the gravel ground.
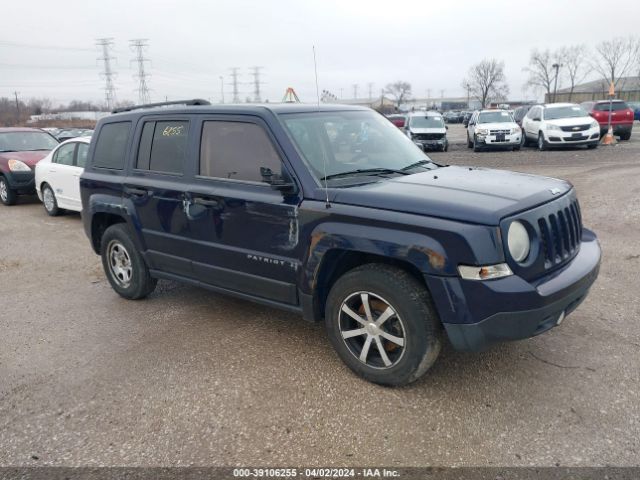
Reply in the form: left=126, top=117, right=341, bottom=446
left=0, top=124, right=639, bottom=467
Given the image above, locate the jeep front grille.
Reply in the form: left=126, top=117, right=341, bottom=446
left=537, top=200, right=583, bottom=269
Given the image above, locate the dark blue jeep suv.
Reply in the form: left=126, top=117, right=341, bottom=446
left=80, top=100, right=601, bottom=386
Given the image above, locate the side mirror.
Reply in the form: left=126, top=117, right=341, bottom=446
left=260, top=167, right=297, bottom=193
left=445, top=125, right=449, bottom=130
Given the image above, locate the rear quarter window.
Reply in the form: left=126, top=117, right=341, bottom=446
left=92, top=122, right=131, bottom=170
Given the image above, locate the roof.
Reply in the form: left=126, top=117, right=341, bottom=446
left=109, top=102, right=370, bottom=120
left=407, top=111, right=442, bottom=117
left=556, top=76, right=640, bottom=94
left=541, top=102, right=579, bottom=108
left=0, top=127, right=45, bottom=133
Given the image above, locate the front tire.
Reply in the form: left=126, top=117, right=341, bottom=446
left=41, top=183, right=61, bottom=216
left=467, top=133, right=473, bottom=148
left=325, top=264, right=442, bottom=386
left=473, top=135, right=482, bottom=152
left=537, top=132, right=548, bottom=151
left=100, top=223, right=157, bottom=300
left=0, top=176, right=17, bottom=206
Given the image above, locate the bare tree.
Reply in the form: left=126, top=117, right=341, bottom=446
left=384, top=81, right=412, bottom=108
left=592, top=36, right=640, bottom=88
left=557, top=45, right=589, bottom=101
left=523, top=49, right=558, bottom=98
left=463, top=59, right=509, bottom=108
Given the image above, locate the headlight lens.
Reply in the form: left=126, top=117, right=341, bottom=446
left=476, top=128, right=488, bottom=135
left=508, top=221, right=530, bottom=263
left=591, top=120, right=599, bottom=129
left=511, top=127, right=521, bottom=134
left=8, top=159, right=31, bottom=172
left=547, top=124, right=561, bottom=131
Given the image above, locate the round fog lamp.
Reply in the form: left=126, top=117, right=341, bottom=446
left=508, top=221, right=530, bottom=263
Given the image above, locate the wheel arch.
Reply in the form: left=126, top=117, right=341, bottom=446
left=90, top=212, right=128, bottom=254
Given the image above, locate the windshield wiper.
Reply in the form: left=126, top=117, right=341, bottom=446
left=0, top=149, right=16, bottom=153
left=321, top=168, right=410, bottom=181
left=401, top=160, right=436, bottom=171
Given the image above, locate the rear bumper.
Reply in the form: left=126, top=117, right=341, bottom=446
left=3, top=170, right=35, bottom=193
left=426, top=229, right=601, bottom=351
left=599, top=123, right=633, bottom=135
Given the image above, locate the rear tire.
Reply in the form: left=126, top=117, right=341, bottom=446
left=620, top=131, right=631, bottom=141
left=100, top=223, right=157, bottom=300
left=325, top=264, right=442, bottom=386
left=0, top=176, right=17, bottom=206
left=41, top=183, right=61, bottom=216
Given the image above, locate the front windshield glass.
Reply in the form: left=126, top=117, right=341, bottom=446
left=545, top=105, right=588, bottom=120
left=477, top=111, right=513, bottom=123
left=281, top=110, right=435, bottom=183
left=0, top=132, right=59, bottom=152
left=410, top=116, right=444, bottom=128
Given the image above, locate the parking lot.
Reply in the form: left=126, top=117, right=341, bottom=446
left=1, top=124, right=639, bottom=467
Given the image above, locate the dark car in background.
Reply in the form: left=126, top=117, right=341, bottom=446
left=0, top=128, right=59, bottom=205
left=513, top=105, right=533, bottom=127
left=628, top=101, right=640, bottom=121
left=581, top=100, right=634, bottom=140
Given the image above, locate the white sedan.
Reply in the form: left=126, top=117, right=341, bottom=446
left=35, top=137, right=90, bottom=215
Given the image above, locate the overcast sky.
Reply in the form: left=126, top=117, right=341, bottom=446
left=1, top=0, right=639, bottom=107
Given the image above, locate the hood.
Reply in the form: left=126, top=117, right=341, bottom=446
left=475, top=122, right=518, bottom=130
left=0, top=150, right=50, bottom=169
left=546, top=116, right=593, bottom=127
left=409, top=127, right=446, bottom=134
left=331, top=166, right=572, bottom=225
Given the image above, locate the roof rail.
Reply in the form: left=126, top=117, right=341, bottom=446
left=112, top=98, right=211, bottom=114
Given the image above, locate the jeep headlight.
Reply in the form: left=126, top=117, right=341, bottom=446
left=547, top=124, right=561, bottom=131
left=8, top=159, right=31, bottom=172
left=507, top=221, right=530, bottom=263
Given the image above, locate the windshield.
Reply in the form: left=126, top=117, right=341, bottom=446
left=0, top=132, right=59, bottom=152
left=593, top=102, right=629, bottom=111
left=477, top=111, right=513, bottom=123
left=281, top=110, right=435, bottom=183
left=544, top=105, right=588, bottom=120
left=410, top=116, right=444, bottom=128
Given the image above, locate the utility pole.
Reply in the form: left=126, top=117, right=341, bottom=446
left=249, top=66, right=264, bottom=102
left=352, top=84, right=358, bottom=99
left=219, top=76, right=224, bottom=103
left=96, top=38, right=117, bottom=111
left=552, top=63, right=562, bottom=103
left=367, top=82, right=374, bottom=100
left=13, top=91, right=20, bottom=124
left=129, top=39, right=151, bottom=104
left=465, top=82, right=471, bottom=108
left=228, top=68, right=241, bottom=103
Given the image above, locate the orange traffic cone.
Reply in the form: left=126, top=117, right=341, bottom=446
left=601, top=126, right=616, bottom=146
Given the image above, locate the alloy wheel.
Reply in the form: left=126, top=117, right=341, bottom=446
left=339, top=291, right=406, bottom=369
left=43, top=187, right=55, bottom=212
left=0, top=179, right=7, bottom=202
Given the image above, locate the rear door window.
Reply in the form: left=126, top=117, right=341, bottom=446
left=136, top=120, right=189, bottom=175
left=93, top=122, right=131, bottom=170
left=53, top=143, right=76, bottom=166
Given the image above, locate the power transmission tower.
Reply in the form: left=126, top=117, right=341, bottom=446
left=367, top=82, right=374, bottom=100
left=96, top=38, right=117, bottom=110
left=249, top=66, right=265, bottom=102
left=228, top=68, right=241, bottom=103
left=352, top=84, right=358, bottom=99
left=130, top=39, right=151, bottom=104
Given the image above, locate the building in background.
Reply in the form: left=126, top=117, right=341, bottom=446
left=28, top=111, right=110, bottom=123
left=549, top=77, right=640, bottom=103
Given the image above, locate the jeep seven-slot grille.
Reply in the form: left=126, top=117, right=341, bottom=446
left=537, top=201, right=583, bottom=268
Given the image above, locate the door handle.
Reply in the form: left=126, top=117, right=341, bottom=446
left=193, top=196, right=220, bottom=207
left=124, top=185, right=149, bottom=197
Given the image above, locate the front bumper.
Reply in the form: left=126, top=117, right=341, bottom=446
left=546, top=127, right=600, bottom=145
left=413, top=138, right=448, bottom=150
left=476, top=132, right=521, bottom=147
left=425, top=229, right=601, bottom=351
left=3, top=170, right=35, bottom=193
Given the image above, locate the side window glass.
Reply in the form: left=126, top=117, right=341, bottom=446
left=93, top=122, right=131, bottom=169
left=53, top=143, right=75, bottom=166
left=76, top=143, right=89, bottom=168
left=199, top=121, right=283, bottom=182
left=135, top=121, right=189, bottom=174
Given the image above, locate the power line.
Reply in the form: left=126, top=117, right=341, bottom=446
left=229, top=67, right=241, bottom=103
left=130, top=39, right=151, bottom=104
left=249, top=66, right=264, bottom=102
left=0, top=40, right=94, bottom=52
left=96, top=38, right=117, bottom=110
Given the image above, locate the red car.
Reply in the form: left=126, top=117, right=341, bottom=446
left=386, top=114, right=407, bottom=128
left=0, top=128, right=59, bottom=206
left=581, top=100, right=634, bottom=140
